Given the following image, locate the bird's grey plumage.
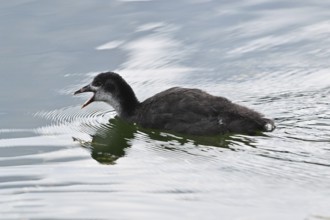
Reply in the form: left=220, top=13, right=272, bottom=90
left=130, top=87, right=273, bottom=135
left=74, top=72, right=275, bottom=136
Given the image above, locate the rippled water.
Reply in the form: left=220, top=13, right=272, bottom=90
left=1, top=1, right=330, bottom=219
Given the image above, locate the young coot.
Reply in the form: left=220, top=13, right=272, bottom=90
left=74, top=72, right=275, bottom=135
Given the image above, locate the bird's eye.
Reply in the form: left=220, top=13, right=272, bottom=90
left=93, top=81, right=102, bottom=87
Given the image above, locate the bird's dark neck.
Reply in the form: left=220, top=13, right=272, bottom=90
left=119, top=95, right=139, bottom=119
left=116, top=81, right=140, bottom=119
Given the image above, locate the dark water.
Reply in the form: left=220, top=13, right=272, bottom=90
left=1, top=1, right=330, bottom=219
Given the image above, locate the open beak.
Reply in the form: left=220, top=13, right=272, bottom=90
left=74, top=84, right=95, bottom=108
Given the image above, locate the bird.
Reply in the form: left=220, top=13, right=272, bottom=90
left=74, top=72, right=275, bottom=136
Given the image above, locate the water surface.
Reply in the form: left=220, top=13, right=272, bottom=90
left=1, top=1, right=330, bottom=219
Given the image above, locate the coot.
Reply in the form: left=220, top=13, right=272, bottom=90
left=74, top=72, right=275, bottom=135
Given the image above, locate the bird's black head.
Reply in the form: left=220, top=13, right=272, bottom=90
left=74, top=72, right=139, bottom=117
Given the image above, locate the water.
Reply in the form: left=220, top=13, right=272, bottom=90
left=1, top=1, right=330, bottom=219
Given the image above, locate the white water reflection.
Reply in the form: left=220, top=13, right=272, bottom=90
left=228, top=21, right=330, bottom=57
left=1, top=0, right=330, bottom=220
left=96, top=40, right=125, bottom=50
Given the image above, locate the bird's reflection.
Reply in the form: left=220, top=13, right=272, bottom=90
left=84, top=117, right=136, bottom=164
left=74, top=117, right=258, bottom=165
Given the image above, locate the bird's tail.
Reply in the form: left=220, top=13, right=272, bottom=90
left=262, top=118, right=276, bottom=132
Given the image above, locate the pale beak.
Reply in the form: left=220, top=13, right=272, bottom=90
left=74, top=84, right=95, bottom=108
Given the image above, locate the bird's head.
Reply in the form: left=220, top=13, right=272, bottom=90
left=74, top=72, right=139, bottom=116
